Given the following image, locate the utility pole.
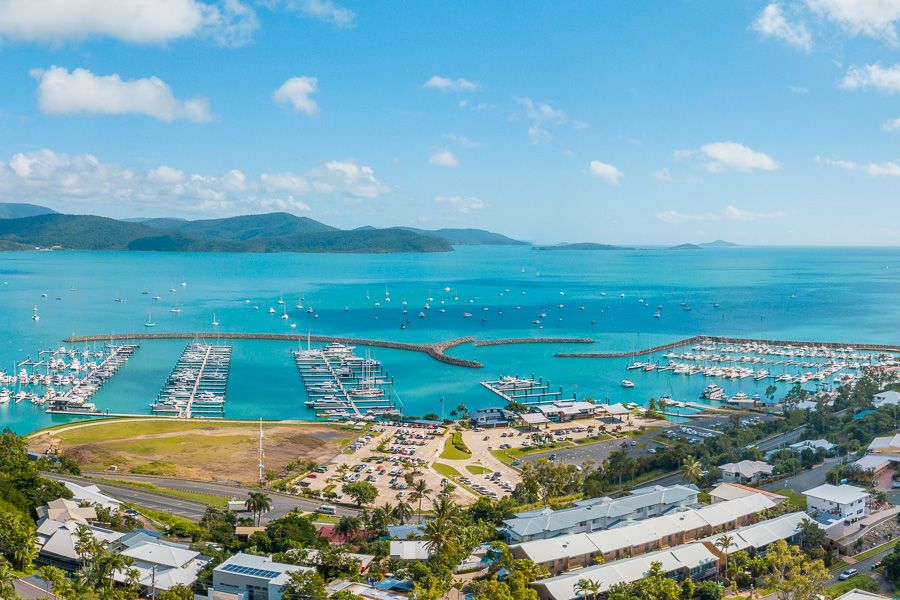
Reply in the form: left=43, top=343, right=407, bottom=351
left=258, top=417, right=265, bottom=485
left=150, top=564, right=157, bottom=600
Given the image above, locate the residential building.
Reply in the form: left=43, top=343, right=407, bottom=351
left=853, top=454, right=892, bottom=475
left=61, top=481, right=122, bottom=511
left=701, top=512, right=810, bottom=555
left=111, top=536, right=210, bottom=593
left=531, top=542, right=722, bottom=600
left=326, top=579, right=409, bottom=600
left=389, top=540, right=431, bottom=560
left=386, top=524, right=426, bottom=539
left=509, top=493, right=775, bottom=574
left=789, top=439, right=837, bottom=454
left=207, top=552, right=313, bottom=600
left=867, top=433, right=900, bottom=457
left=36, top=498, right=97, bottom=524
left=718, top=460, right=773, bottom=484
left=36, top=520, right=123, bottom=569
left=502, top=484, right=700, bottom=543
left=834, top=590, right=892, bottom=600
left=872, top=390, right=900, bottom=408
left=708, top=483, right=786, bottom=505
left=469, top=407, right=519, bottom=428
left=803, top=484, right=869, bottom=523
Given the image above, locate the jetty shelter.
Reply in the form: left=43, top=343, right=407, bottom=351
left=501, top=484, right=700, bottom=543
left=509, top=493, right=775, bottom=574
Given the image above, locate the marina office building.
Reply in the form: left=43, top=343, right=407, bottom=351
left=510, top=493, right=776, bottom=575
left=531, top=511, right=809, bottom=600
left=502, top=484, right=700, bottom=543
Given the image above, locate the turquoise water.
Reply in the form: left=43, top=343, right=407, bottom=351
left=1, top=246, right=898, bottom=434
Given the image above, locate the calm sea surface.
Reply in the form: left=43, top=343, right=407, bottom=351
left=1, top=246, right=898, bottom=434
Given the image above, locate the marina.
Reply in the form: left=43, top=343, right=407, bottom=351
left=150, top=343, right=232, bottom=418
left=293, top=342, right=400, bottom=420
left=481, top=374, right=568, bottom=405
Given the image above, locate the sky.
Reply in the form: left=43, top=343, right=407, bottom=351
left=0, top=1, right=899, bottom=245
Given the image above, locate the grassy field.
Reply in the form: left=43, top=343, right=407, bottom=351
left=465, top=464, right=490, bottom=474
left=28, top=418, right=346, bottom=483
left=774, top=488, right=807, bottom=509
left=853, top=539, right=899, bottom=561
left=439, top=432, right=472, bottom=460
left=827, top=574, right=880, bottom=596
left=433, top=462, right=463, bottom=478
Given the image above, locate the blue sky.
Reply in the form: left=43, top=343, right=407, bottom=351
left=0, top=1, right=899, bottom=245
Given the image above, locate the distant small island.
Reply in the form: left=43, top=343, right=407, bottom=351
left=699, top=239, right=740, bottom=248
left=534, top=242, right=627, bottom=251
left=0, top=204, right=527, bottom=254
left=669, top=243, right=702, bottom=250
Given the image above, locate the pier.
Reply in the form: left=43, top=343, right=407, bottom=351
left=481, top=374, right=566, bottom=405
left=63, top=332, right=595, bottom=369
left=151, top=343, right=232, bottom=418
left=45, top=344, right=139, bottom=415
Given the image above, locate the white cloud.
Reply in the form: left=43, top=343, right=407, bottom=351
left=31, top=66, right=212, bottom=122
left=840, top=63, right=900, bottom=93
left=272, top=76, right=319, bottom=115
left=512, top=97, right=579, bottom=144
left=429, top=150, right=458, bottom=167
left=699, top=141, right=780, bottom=173
left=458, top=100, right=493, bottom=111
left=434, top=195, right=486, bottom=214
left=656, top=205, right=786, bottom=224
left=817, top=155, right=900, bottom=176
left=884, top=117, right=900, bottom=131
left=0, top=0, right=257, bottom=46
left=278, top=0, right=356, bottom=27
left=0, top=148, right=388, bottom=216
left=442, top=133, right=480, bottom=148
left=806, top=0, right=900, bottom=43
left=753, top=3, right=813, bottom=51
left=423, top=75, right=479, bottom=92
left=789, top=85, right=810, bottom=94
left=588, top=160, right=624, bottom=185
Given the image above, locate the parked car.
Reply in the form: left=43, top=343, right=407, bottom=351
left=838, top=569, right=858, bottom=581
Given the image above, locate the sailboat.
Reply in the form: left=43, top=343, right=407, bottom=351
left=144, top=314, right=156, bottom=327
left=281, top=306, right=289, bottom=320
left=212, top=313, right=220, bottom=326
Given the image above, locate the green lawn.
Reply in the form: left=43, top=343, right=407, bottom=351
left=465, top=464, right=491, bottom=474
left=827, top=575, right=880, bottom=596
left=573, top=434, right=614, bottom=445
left=773, top=487, right=807, bottom=509
left=854, top=539, right=899, bottom=561
left=95, top=477, right=229, bottom=507
left=433, top=462, right=463, bottom=478
left=439, top=433, right=472, bottom=460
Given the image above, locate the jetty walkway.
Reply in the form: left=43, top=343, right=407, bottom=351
left=554, top=334, right=900, bottom=359
left=63, top=333, right=595, bottom=369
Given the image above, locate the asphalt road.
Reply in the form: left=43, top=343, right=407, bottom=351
left=761, top=458, right=838, bottom=495
left=830, top=546, right=895, bottom=585
left=46, top=472, right=360, bottom=523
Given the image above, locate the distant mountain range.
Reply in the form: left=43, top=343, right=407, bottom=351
left=0, top=204, right=527, bottom=253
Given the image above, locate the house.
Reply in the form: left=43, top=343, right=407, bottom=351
left=112, top=537, right=210, bottom=593
left=386, top=524, right=426, bottom=539
left=833, top=590, right=892, bottom=600
left=36, top=498, right=97, bottom=524
left=389, top=540, right=431, bottom=560
left=789, top=439, right=837, bottom=454
left=853, top=455, right=892, bottom=475
left=301, top=548, right=375, bottom=572
left=509, top=493, right=775, bottom=574
left=708, top=483, right=786, bottom=505
left=718, top=460, right=773, bottom=484
left=867, top=433, right=900, bottom=457
left=61, top=481, right=122, bottom=511
left=502, top=484, right=700, bottom=543
left=205, top=553, right=313, bottom=600
left=803, top=484, right=869, bottom=523
left=36, top=520, right=123, bottom=569
left=872, top=390, right=900, bottom=408
left=327, top=579, right=409, bottom=600
left=531, top=542, right=722, bottom=600
left=469, top=407, right=518, bottom=428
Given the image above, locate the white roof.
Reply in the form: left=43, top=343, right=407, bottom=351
left=120, top=540, right=199, bottom=569
left=834, top=590, right=892, bottom=600
left=389, top=540, right=431, bottom=560
left=868, top=434, right=900, bottom=452
left=215, top=552, right=310, bottom=582
left=854, top=455, right=892, bottom=471
left=63, top=481, right=121, bottom=510
left=533, top=543, right=718, bottom=600
left=37, top=520, right=123, bottom=561
left=789, top=439, right=836, bottom=452
left=512, top=493, right=774, bottom=564
left=709, top=483, right=785, bottom=503
left=702, top=512, right=810, bottom=552
left=601, top=403, right=630, bottom=415
left=520, top=412, right=550, bottom=424
left=718, top=460, right=773, bottom=478
left=36, top=498, right=97, bottom=524
left=803, top=483, right=869, bottom=505
left=873, top=391, right=900, bottom=406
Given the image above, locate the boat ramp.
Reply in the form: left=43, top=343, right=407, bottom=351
left=151, top=343, right=231, bottom=418
left=293, top=342, right=399, bottom=420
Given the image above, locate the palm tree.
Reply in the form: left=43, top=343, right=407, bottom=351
left=245, top=492, right=272, bottom=527
left=575, top=578, right=600, bottom=600
left=0, top=559, right=16, bottom=600
left=422, top=497, right=458, bottom=562
left=680, top=456, right=703, bottom=486
left=410, top=479, right=431, bottom=524
left=393, top=501, right=413, bottom=525
left=714, top=534, right=736, bottom=582
left=456, top=404, right=468, bottom=419
left=336, top=515, right=363, bottom=542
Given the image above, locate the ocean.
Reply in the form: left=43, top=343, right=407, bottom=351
left=1, top=245, right=898, bottom=434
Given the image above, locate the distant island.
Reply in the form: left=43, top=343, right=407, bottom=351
left=699, top=239, right=740, bottom=248
left=669, top=243, right=702, bottom=250
left=0, top=204, right=527, bottom=254
left=534, top=242, right=626, bottom=251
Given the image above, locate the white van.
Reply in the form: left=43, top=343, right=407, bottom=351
left=316, top=504, right=337, bottom=515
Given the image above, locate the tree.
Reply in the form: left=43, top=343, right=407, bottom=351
left=765, top=385, right=778, bottom=402
left=393, top=501, right=413, bottom=525
left=880, top=541, right=900, bottom=587
left=714, top=534, right=735, bottom=582
left=282, top=570, right=328, bottom=600
left=410, top=479, right=431, bottom=523
left=160, top=584, right=194, bottom=600
left=423, top=496, right=459, bottom=563
left=762, top=539, right=830, bottom=600
left=330, top=591, right=364, bottom=600
left=342, top=481, right=378, bottom=508
left=679, top=578, right=694, bottom=600
left=336, top=515, right=363, bottom=542
left=680, top=456, right=703, bottom=486
left=0, top=506, right=37, bottom=570
left=694, top=580, right=722, bottom=600
left=575, top=578, right=601, bottom=600
left=0, top=559, right=17, bottom=600
left=245, top=492, right=272, bottom=527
